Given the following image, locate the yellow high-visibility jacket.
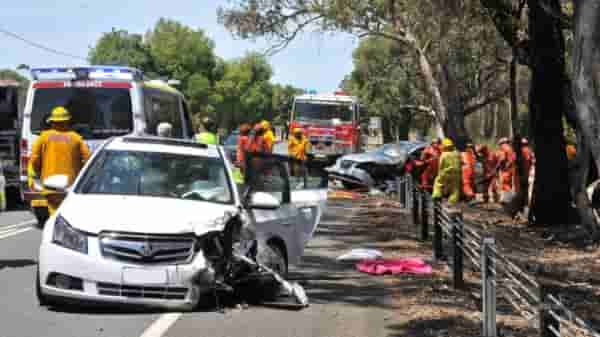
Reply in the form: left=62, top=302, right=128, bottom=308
left=29, top=129, right=91, bottom=189
left=263, top=129, right=275, bottom=153
left=288, top=136, right=310, bottom=161
left=432, top=148, right=462, bottom=204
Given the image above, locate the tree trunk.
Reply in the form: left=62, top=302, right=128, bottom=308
left=511, top=51, right=529, bottom=213
left=492, top=104, right=498, bottom=140
left=414, top=46, right=450, bottom=138
left=528, top=0, right=571, bottom=226
left=571, top=0, right=600, bottom=237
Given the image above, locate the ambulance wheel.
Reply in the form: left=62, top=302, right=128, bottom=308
left=32, top=207, right=49, bottom=229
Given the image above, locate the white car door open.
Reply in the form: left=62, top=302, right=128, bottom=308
left=288, top=159, right=329, bottom=253
left=244, top=153, right=303, bottom=264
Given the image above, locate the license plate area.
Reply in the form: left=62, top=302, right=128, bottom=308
left=122, top=267, right=168, bottom=285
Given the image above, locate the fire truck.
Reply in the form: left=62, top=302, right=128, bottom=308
left=289, top=90, right=362, bottom=162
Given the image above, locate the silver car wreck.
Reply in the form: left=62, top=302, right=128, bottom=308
left=326, top=141, right=426, bottom=189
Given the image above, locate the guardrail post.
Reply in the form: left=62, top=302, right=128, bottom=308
left=412, top=182, right=420, bottom=227
left=397, top=176, right=406, bottom=207
left=482, top=237, right=497, bottom=337
left=433, top=199, right=443, bottom=261
left=540, top=286, right=560, bottom=337
left=452, top=212, right=464, bottom=289
left=420, top=192, right=429, bottom=241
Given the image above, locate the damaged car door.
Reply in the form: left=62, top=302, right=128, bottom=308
left=287, top=158, right=328, bottom=259
left=244, top=152, right=302, bottom=269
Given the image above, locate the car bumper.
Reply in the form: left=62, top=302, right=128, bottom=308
left=39, top=237, right=215, bottom=310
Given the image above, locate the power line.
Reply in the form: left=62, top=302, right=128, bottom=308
left=0, top=27, right=88, bottom=61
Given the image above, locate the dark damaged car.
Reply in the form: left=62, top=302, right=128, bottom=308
left=326, top=141, right=426, bottom=189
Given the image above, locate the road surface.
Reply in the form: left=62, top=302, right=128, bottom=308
left=0, top=202, right=396, bottom=337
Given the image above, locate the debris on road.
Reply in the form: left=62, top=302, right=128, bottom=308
left=336, top=248, right=383, bottom=262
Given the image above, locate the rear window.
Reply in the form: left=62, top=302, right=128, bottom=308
left=31, top=87, right=133, bottom=138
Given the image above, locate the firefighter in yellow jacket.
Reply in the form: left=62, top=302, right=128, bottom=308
left=288, top=128, right=310, bottom=161
left=29, top=107, right=91, bottom=223
left=432, top=138, right=462, bottom=204
left=261, top=120, right=276, bottom=153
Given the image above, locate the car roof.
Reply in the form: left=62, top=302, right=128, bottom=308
left=105, top=136, right=222, bottom=158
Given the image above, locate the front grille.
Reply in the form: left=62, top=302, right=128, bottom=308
left=99, top=233, right=196, bottom=265
left=97, top=282, right=188, bottom=300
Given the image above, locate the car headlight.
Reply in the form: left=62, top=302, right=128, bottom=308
left=52, top=215, right=88, bottom=254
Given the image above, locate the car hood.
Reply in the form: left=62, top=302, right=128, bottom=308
left=58, top=194, right=237, bottom=235
left=337, top=150, right=408, bottom=165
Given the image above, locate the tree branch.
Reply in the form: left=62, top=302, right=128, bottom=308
left=464, top=89, right=510, bottom=116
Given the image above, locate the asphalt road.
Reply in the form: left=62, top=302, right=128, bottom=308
left=0, top=202, right=396, bottom=337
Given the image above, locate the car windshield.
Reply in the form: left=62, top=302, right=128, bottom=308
left=379, top=143, right=416, bottom=158
left=77, top=150, right=233, bottom=204
left=294, top=101, right=353, bottom=123
left=31, top=87, right=133, bottom=138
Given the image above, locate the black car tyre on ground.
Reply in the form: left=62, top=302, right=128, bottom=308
left=32, top=206, right=49, bottom=229
left=238, top=242, right=288, bottom=303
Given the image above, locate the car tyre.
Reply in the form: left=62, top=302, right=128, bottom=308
left=32, top=207, right=49, bottom=229
left=257, top=242, right=288, bottom=277
left=242, top=242, right=288, bottom=302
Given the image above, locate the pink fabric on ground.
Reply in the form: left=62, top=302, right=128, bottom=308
left=356, top=258, right=432, bottom=275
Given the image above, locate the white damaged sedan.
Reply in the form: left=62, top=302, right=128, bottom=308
left=37, top=136, right=327, bottom=310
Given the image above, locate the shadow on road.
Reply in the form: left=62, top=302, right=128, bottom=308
left=0, top=259, right=37, bottom=270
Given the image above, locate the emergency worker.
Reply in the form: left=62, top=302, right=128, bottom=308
left=461, top=143, right=477, bottom=201
left=432, top=138, right=462, bottom=204
left=521, top=138, right=535, bottom=177
left=288, top=128, right=310, bottom=161
left=496, top=138, right=519, bottom=194
left=28, top=106, right=91, bottom=221
left=196, top=117, right=218, bottom=145
left=566, top=143, right=577, bottom=161
left=249, top=123, right=267, bottom=153
left=236, top=123, right=252, bottom=169
left=419, top=138, right=442, bottom=192
left=476, top=145, right=499, bottom=203
left=261, top=120, right=275, bottom=153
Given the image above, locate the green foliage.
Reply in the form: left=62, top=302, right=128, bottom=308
left=0, top=69, right=29, bottom=86
left=89, top=29, right=155, bottom=72
left=343, top=36, right=427, bottom=141
left=89, top=19, right=303, bottom=131
left=211, top=52, right=275, bottom=130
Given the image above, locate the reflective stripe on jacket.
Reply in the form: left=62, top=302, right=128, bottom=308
left=196, top=132, right=218, bottom=145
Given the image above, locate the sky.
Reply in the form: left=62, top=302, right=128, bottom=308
left=0, top=1, right=358, bottom=92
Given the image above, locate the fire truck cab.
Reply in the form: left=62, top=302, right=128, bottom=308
left=290, top=90, right=362, bottom=162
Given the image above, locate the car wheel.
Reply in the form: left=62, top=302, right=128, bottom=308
left=257, top=242, right=288, bottom=277
left=250, top=242, right=288, bottom=301
left=32, top=207, right=49, bottom=229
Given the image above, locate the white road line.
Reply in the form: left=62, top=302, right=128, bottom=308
left=0, top=227, right=34, bottom=240
left=139, top=313, right=183, bottom=337
left=0, top=219, right=37, bottom=232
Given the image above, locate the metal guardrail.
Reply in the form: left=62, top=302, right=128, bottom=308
left=396, top=174, right=600, bottom=337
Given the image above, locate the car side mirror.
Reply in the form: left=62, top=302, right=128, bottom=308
left=43, top=175, right=69, bottom=193
left=247, top=192, right=281, bottom=210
